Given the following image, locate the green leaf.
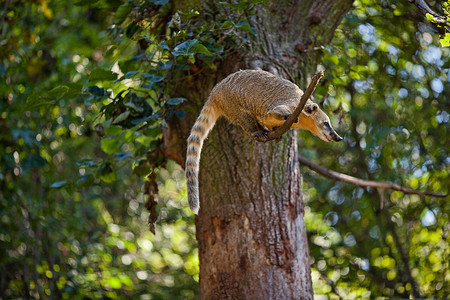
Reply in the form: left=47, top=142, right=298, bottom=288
left=25, top=97, right=55, bottom=110
left=89, top=68, right=117, bottom=82
left=144, top=73, right=164, bottom=82
left=74, top=0, right=99, bottom=5
left=105, top=125, right=123, bottom=135
left=124, top=71, right=138, bottom=78
left=97, top=162, right=116, bottom=183
left=75, top=175, right=94, bottom=188
left=77, top=160, right=97, bottom=168
left=112, top=111, right=131, bottom=124
left=125, top=23, right=139, bottom=38
left=172, top=39, right=212, bottom=57
left=64, top=83, right=83, bottom=98
left=48, top=85, right=69, bottom=99
left=158, top=41, right=170, bottom=50
left=191, top=43, right=213, bottom=56
left=149, top=0, right=169, bottom=5
left=105, top=277, right=122, bottom=289
left=167, top=97, right=187, bottom=105
left=50, top=181, right=68, bottom=188
left=440, top=32, right=450, bottom=47
left=84, top=86, right=105, bottom=97
left=114, top=4, right=132, bottom=24
left=219, top=1, right=251, bottom=10
left=115, top=152, right=131, bottom=161
left=101, top=138, right=121, bottom=154
left=172, top=39, right=198, bottom=56
left=178, top=10, right=200, bottom=19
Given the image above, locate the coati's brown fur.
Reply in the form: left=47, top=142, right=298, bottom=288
left=186, top=69, right=342, bottom=214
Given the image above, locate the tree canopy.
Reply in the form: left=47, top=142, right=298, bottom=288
left=0, top=0, right=448, bottom=298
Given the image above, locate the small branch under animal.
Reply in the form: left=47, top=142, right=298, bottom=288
left=254, top=71, right=325, bottom=143
left=298, top=154, right=447, bottom=198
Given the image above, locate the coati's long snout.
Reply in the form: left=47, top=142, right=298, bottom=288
left=294, top=102, right=342, bottom=143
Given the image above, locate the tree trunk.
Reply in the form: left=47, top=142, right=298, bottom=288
left=165, top=1, right=353, bottom=298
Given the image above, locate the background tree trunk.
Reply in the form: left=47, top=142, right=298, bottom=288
left=165, top=1, right=353, bottom=298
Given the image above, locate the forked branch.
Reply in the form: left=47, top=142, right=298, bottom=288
left=255, top=71, right=324, bottom=143
left=298, top=154, right=447, bottom=198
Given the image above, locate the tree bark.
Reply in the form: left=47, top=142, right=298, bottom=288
left=165, top=1, right=353, bottom=298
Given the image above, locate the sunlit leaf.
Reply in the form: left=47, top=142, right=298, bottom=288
left=101, top=138, right=121, bottom=154
left=89, top=68, right=117, bottom=82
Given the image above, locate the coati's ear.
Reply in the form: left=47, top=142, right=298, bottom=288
left=304, top=103, right=318, bottom=115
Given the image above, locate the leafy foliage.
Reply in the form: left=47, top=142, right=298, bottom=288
left=302, top=0, right=449, bottom=298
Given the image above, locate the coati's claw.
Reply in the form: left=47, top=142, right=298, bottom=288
left=253, top=131, right=268, bottom=140
left=253, top=126, right=269, bottom=140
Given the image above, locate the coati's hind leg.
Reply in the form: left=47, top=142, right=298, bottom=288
left=234, top=111, right=269, bottom=140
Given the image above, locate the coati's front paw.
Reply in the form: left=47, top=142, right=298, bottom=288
left=253, top=126, right=270, bottom=141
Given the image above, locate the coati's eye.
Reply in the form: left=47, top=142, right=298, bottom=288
left=324, top=121, right=331, bottom=129
left=305, top=107, right=312, bottom=114
left=312, top=104, right=318, bottom=111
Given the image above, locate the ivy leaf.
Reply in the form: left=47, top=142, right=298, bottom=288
left=158, top=60, right=173, bottom=70
left=89, top=68, right=117, bottom=82
left=172, top=39, right=212, bottom=57
left=158, top=41, right=170, bottom=50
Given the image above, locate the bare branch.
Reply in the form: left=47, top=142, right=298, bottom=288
left=298, top=154, right=447, bottom=198
left=255, top=71, right=324, bottom=143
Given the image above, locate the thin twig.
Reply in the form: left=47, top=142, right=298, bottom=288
left=255, top=71, right=324, bottom=143
left=298, top=154, right=447, bottom=198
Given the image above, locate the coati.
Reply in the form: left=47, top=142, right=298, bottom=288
left=185, top=69, right=342, bottom=214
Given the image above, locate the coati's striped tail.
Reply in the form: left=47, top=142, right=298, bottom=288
left=185, top=102, right=219, bottom=214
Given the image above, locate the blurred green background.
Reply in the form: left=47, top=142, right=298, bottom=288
left=0, top=0, right=448, bottom=299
